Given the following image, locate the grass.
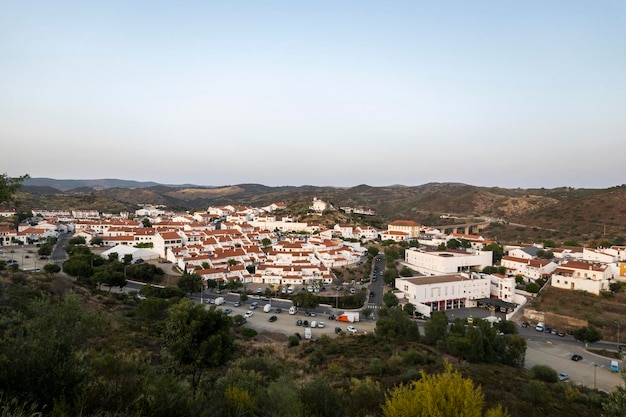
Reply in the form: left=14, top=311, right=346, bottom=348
left=528, top=286, right=626, bottom=341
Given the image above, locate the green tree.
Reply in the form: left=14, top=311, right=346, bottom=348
left=383, top=291, right=400, bottom=308
left=68, top=236, right=87, bottom=246
left=291, top=291, right=319, bottom=312
left=404, top=302, right=416, bottom=317
left=573, top=326, right=602, bottom=344
left=0, top=173, right=29, bottom=204
left=381, top=362, right=510, bottom=417
left=525, top=282, right=540, bottom=293
left=163, top=300, right=234, bottom=389
left=376, top=307, right=420, bottom=342
left=602, top=385, right=626, bottom=416
left=424, top=311, right=448, bottom=346
left=482, top=242, right=504, bottom=263
left=43, top=263, right=61, bottom=276
left=368, top=246, right=380, bottom=257
left=399, top=266, right=413, bottom=277
left=383, top=268, right=399, bottom=286
left=0, top=293, right=105, bottom=410
left=177, top=272, right=203, bottom=295
left=141, top=217, right=152, bottom=228
left=563, top=240, right=581, bottom=247
left=261, top=237, right=272, bottom=249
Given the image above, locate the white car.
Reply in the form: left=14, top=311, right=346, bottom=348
left=244, top=311, right=254, bottom=318
left=347, top=326, right=357, bottom=334
left=317, top=322, right=325, bottom=328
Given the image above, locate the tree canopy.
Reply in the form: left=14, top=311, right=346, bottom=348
left=0, top=173, right=29, bottom=205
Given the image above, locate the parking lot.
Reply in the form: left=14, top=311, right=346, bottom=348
left=0, top=245, right=47, bottom=271
left=209, top=301, right=378, bottom=339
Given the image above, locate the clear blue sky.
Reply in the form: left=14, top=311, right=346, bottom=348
left=2, top=1, right=625, bottom=188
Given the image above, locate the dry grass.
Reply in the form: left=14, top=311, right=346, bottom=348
left=528, top=286, right=626, bottom=341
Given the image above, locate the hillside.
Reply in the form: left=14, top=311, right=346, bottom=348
left=8, top=179, right=626, bottom=245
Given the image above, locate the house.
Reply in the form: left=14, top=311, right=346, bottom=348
left=551, top=260, right=612, bottom=295
left=508, top=245, right=543, bottom=259
left=387, top=220, right=421, bottom=238
left=380, top=230, right=410, bottom=242
left=501, top=256, right=557, bottom=282
left=404, top=248, right=493, bottom=276
left=310, top=198, right=328, bottom=213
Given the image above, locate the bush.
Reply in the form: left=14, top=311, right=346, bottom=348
left=288, top=336, right=300, bottom=347
left=530, top=365, right=558, bottom=383
left=241, top=328, right=257, bottom=338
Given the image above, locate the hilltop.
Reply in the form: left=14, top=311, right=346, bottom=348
left=7, top=179, right=626, bottom=245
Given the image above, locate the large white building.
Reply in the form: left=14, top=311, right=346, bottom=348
left=404, top=248, right=493, bottom=276
left=394, top=273, right=491, bottom=317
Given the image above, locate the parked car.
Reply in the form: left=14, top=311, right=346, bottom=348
left=571, top=354, right=583, bottom=361
left=134, top=258, right=145, bottom=264
left=244, top=311, right=254, bottom=318
left=328, top=315, right=336, bottom=321
left=268, top=315, right=277, bottom=322
left=250, top=301, right=258, bottom=310
left=557, top=331, right=566, bottom=337
left=521, top=321, right=529, bottom=328
left=335, top=327, right=342, bottom=334
left=347, top=326, right=357, bottom=334
left=296, top=319, right=303, bottom=326
left=558, top=373, right=569, bottom=381
left=303, top=320, right=309, bottom=327
left=275, top=308, right=282, bottom=314
left=294, top=332, right=302, bottom=340
left=317, top=322, right=325, bottom=328
left=233, top=301, right=241, bottom=307
left=224, top=308, right=233, bottom=315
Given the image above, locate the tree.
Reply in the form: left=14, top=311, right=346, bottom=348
left=291, top=291, right=319, bottom=312
left=383, top=292, right=399, bottom=308
left=525, top=283, right=540, bottom=293
left=43, top=263, right=61, bottom=276
left=482, top=242, right=504, bottom=263
left=423, top=311, right=448, bottom=345
left=602, top=385, right=626, bottom=416
left=68, top=236, right=87, bottom=246
left=368, top=246, right=380, bottom=257
left=0, top=293, right=104, bottom=410
left=163, top=300, right=234, bottom=389
left=399, top=266, right=413, bottom=277
left=403, top=302, right=416, bottom=317
left=381, top=362, right=510, bottom=417
left=0, top=173, right=29, bottom=205
left=177, top=272, right=203, bottom=295
left=261, top=238, right=272, bottom=249
left=376, top=307, right=420, bottom=342
left=383, top=268, right=399, bottom=286
left=141, top=218, right=152, bottom=228
left=573, top=326, right=602, bottom=344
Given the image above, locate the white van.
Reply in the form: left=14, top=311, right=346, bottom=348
left=535, top=322, right=544, bottom=332
left=311, top=320, right=317, bottom=328
left=289, top=306, right=298, bottom=315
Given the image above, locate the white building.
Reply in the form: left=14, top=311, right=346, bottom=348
left=404, top=248, right=493, bottom=276
left=501, top=256, right=558, bottom=282
left=551, top=260, right=613, bottom=295
left=394, top=273, right=491, bottom=317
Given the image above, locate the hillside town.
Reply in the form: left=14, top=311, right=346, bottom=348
left=2, top=198, right=626, bottom=320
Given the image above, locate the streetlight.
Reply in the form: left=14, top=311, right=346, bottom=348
left=594, top=363, right=597, bottom=389
left=615, top=320, right=621, bottom=354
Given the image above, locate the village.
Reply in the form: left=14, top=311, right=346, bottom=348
left=2, top=197, right=626, bottom=322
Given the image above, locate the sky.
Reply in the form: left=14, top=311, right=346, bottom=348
left=1, top=1, right=625, bottom=189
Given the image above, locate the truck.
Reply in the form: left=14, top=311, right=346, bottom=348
left=263, top=303, right=272, bottom=313
left=611, top=360, right=619, bottom=372
left=336, top=312, right=360, bottom=323
left=304, top=327, right=312, bottom=340
left=214, top=297, right=225, bottom=306
left=289, top=306, right=298, bottom=315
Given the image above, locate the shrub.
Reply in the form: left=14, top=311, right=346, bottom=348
left=241, top=328, right=257, bottom=338
left=530, top=365, right=558, bottom=383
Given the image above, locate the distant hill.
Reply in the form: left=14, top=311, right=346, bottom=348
left=10, top=178, right=626, bottom=245
left=22, top=177, right=191, bottom=191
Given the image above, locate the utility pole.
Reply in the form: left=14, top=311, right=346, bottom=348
left=616, top=320, right=621, bottom=351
